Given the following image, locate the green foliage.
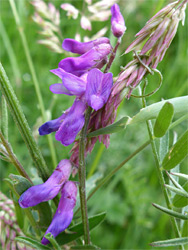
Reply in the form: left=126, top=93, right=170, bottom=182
left=150, top=237, right=188, bottom=247
left=154, top=102, right=174, bottom=138
left=15, top=236, right=51, bottom=250
left=162, top=129, right=188, bottom=170
left=56, top=212, right=106, bottom=245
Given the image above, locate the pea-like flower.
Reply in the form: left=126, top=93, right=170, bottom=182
left=19, top=159, right=72, bottom=208
left=59, top=43, right=112, bottom=76
left=41, top=181, right=77, bottom=245
left=111, top=4, right=126, bottom=38
left=39, top=68, right=113, bottom=146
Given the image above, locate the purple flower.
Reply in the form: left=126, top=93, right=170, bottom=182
left=19, top=160, right=72, bottom=208
left=59, top=43, right=112, bottom=76
left=86, top=68, right=113, bottom=111
left=62, top=37, right=110, bottom=55
left=55, top=98, right=87, bottom=146
left=111, top=4, right=126, bottom=38
left=41, top=181, right=77, bottom=245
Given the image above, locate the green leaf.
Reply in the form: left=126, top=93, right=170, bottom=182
left=182, top=220, right=188, bottom=237
left=129, top=96, right=188, bottom=125
left=154, top=102, right=174, bottom=138
left=13, top=199, right=25, bottom=229
left=152, top=203, right=188, bottom=220
left=15, top=236, right=51, bottom=250
left=171, top=173, right=188, bottom=181
left=33, top=202, right=52, bottom=231
left=44, top=233, right=61, bottom=250
left=165, top=184, right=188, bottom=198
left=56, top=212, right=106, bottom=245
left=71, top=245, right=99, bottom=250
left=162, top=129, right=188, bottom=170
left=9, top=174, right=32, bottom=195
left=173, top=182, right=188, bottom=208
left=165, top=171, right=183, bottom=190
left=87, top=117, right=129, bottom=138
left=150, top=237, right=188, bottom=247
left=159, top=132, right=169, bottom=163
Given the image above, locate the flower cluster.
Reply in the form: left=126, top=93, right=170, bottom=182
left=39, top=37, right=113, bottom=146
left=19, top=3, right=126, bottom=245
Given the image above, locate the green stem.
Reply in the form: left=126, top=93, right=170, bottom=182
left=142, top=89, right=183, bottom=244
left=9, top=0, right=57, bottom=169
left=78, top=107, right=92, bottom=245
left=75, top=139, right=150, bottom=216
left=88, top=139, right=150, bottom=201
left=0, top=62, right=49, bottom=181
left=0, top=131, right=33, bottom=184
left=0, top=18, right=22, bottom=90
left=1, top=96, right=8, bottom=140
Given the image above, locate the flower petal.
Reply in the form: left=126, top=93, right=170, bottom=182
left=49, top=83, right=73, bottom=95
left=59, top=43, right=112, bottom=76
left=62, top=37, right=110, bottom=55
left=50, top=68, right=65, bottom=79
left=41, top=181, right=77, bottom=245
left=19, top=160, right=72, bottom=208
left=55, top=99, right=86, bottom=146
left=38, top=112, right=68, bottom=135
left=86, top=68, right=113, bottom=111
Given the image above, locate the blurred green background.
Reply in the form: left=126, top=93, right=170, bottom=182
left=0, top=0, right=188, bottom=249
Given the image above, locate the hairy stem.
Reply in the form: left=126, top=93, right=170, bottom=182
left=0, top=131, right=33, bottom=184
left=78, top=107, right=92, bottom=245
left=0, top=62, right=49, bottom=181
left=9, top=0, right=57, bottom=169
left=104, top=37, right=121, bottom=73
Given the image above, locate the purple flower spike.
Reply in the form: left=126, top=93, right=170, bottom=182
left=41, top=181, right=77, bottom=245
left=59, top=43, right=112, bottom=76
left=50, top=70, right=86, bottom=96
left=39, top=111, right=68, bottom=135
left=19, top=160, right=72, bottom=208
left=62, top=37, right=110, bottom=55
left=111, top=4, right=126, bottom=38
left=86, top=68, right=113, bottom=111
left=55, top=99, right=86, bottom=146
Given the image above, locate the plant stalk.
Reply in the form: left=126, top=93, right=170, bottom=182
left=78, top=107, right=92, bottom=245
left=104, top=37, right=121, bottom=73
left=0, top=131, right=33, bottom=184
left=0, top=62, right=49, bottom=181
left=142, top=90, right=183, bottom=245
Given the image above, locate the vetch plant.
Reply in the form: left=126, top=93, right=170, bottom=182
left=0, top=0, right=188, bottom=249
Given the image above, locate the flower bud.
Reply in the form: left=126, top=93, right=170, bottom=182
left=111, top=4, right=126, bottom=38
